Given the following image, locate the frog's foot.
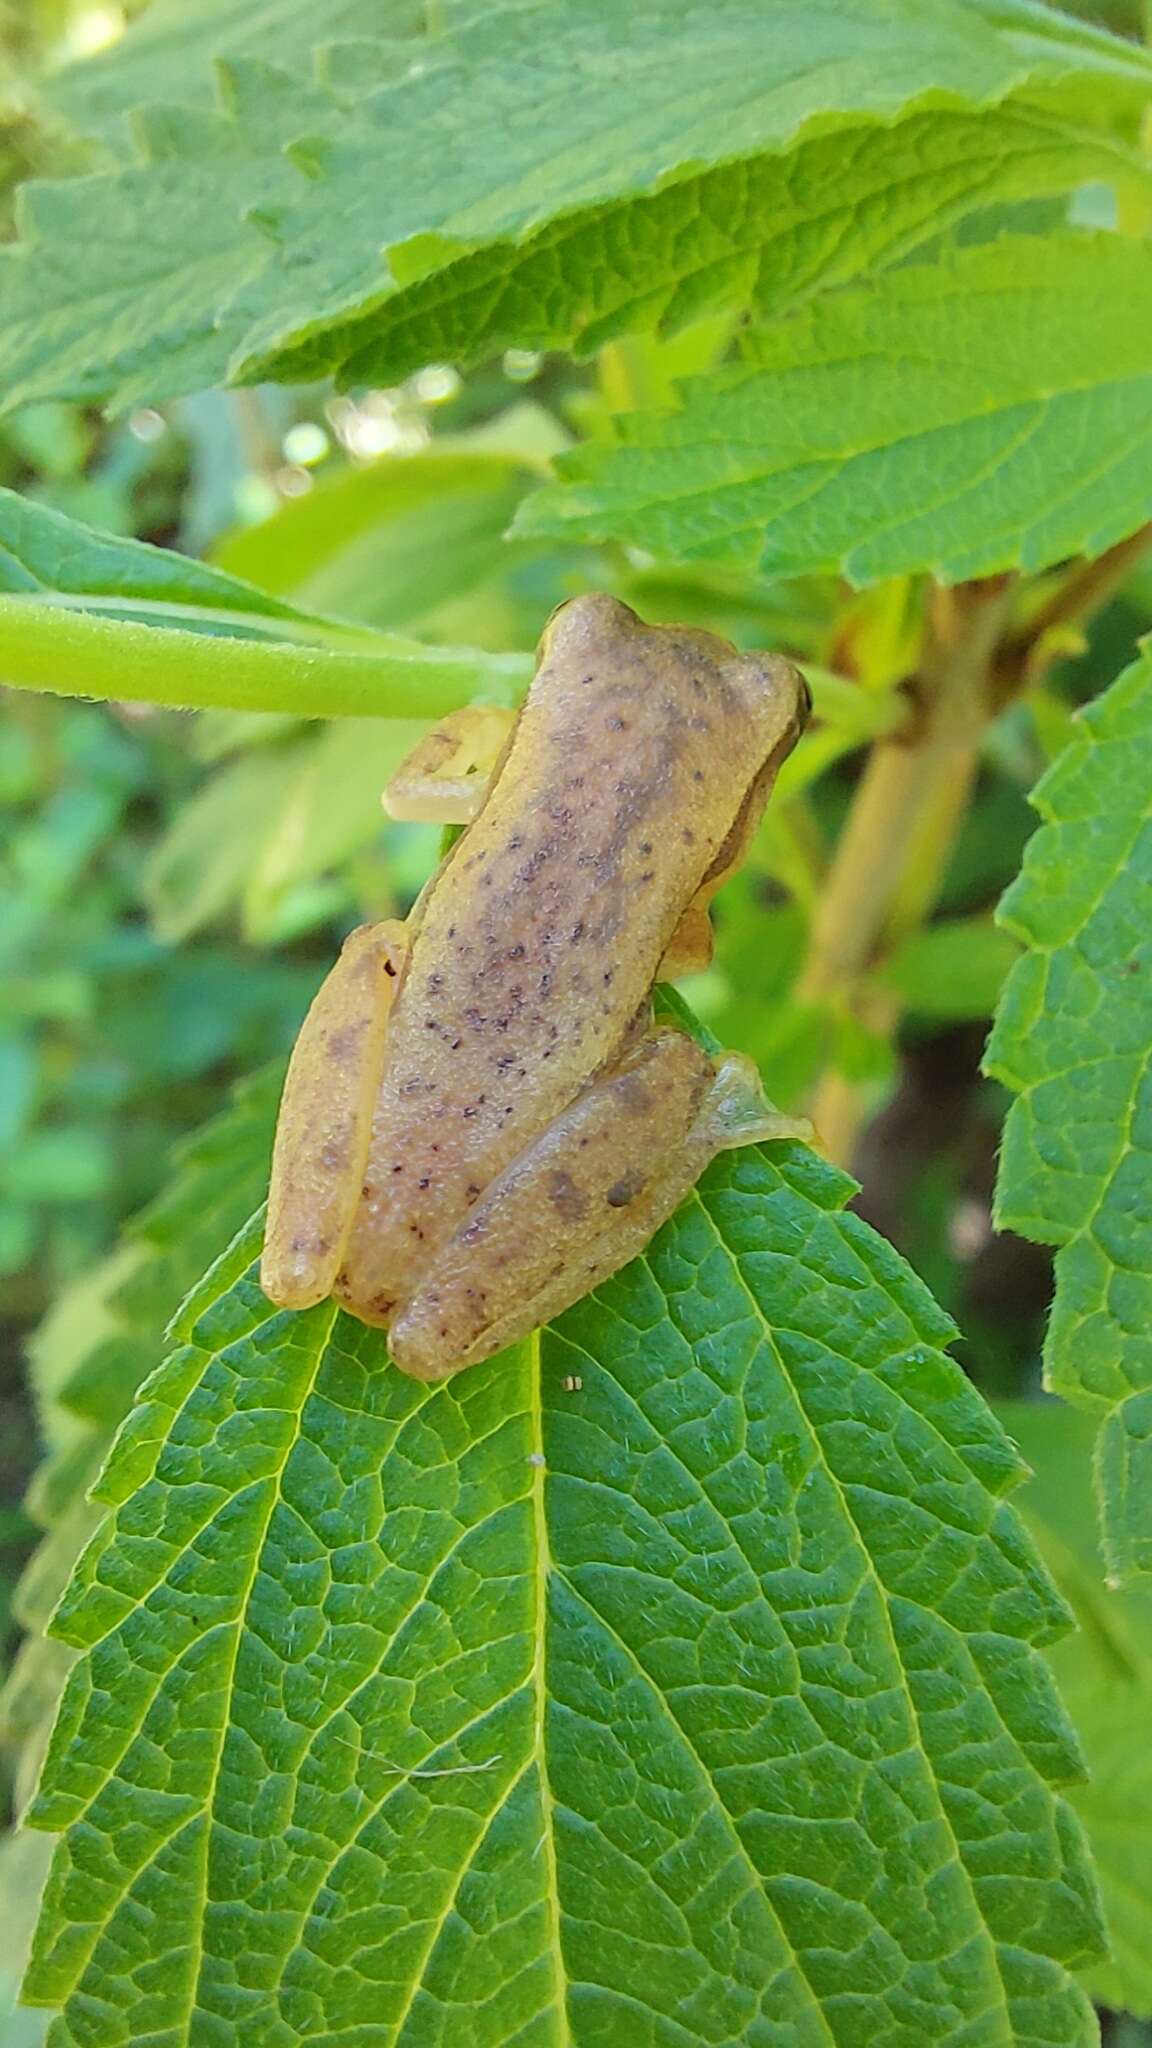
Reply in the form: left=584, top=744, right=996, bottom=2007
left=704, top=1050, right=813, bottom=1148
left=261, top=920, right=408, bottom=1311
left=383, top=704, right=517, bottom=824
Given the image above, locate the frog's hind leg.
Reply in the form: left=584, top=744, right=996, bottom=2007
left=261, top=920, right=408, bottom=1311
left=383, top=705, right=517, bottom=824
left=387, top=1030, right=809, bottom=1381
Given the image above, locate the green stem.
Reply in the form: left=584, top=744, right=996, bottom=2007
left=0, top=596, right=531, bottom=720
left=798, top=578, right=1016, bottom=1165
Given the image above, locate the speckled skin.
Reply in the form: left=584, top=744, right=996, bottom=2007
left=388, top=1029, right=718, bottom=1377
left=332, top=593, right=808, bottom=1332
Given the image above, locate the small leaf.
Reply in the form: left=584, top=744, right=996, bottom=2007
left=517, top=234, right=1152, bottom=587
left=987, top=646, right=1152, bottom=1579
left=24, top=1143, right=1103, bottom=2042
left=142, top=719, right=426, bottom=943
left=997, top=1398, right=1152, bottom=2020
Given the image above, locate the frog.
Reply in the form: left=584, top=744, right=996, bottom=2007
left=260, top=592, right=812, bottom=1380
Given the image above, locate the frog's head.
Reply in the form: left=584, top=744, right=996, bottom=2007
left=537, top=591, right=643, bottom=663
left=537, top=592, right=811, bottom=763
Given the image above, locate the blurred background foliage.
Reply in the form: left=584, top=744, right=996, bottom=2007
left=2, top=0, right=1152, bottom=2040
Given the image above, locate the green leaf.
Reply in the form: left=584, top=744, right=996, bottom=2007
left=877, top=916, right=1022, bottom=1024
left=212, top=446, right=545, bottom=640
left=7, top=1, right=1152, bottom=410
left=266, top=98, right=1152, bottom=392
left=986, top=647, right=1152, bottom=1581
left=0, top=63, right=348, bottom=416
left=997, top=1398, right=1152, bottom=2019
left=517, top=233, right=1152, bottom=587
left=223, top=0, right=1152, bottom=387
left=24, top=1142, right=1104, bottom=2042
left=1, top=1071, right=283, bottom=1771
left=0, top=483, right=324, bottom=637
left=47, top=0, right=420, bottom=144
left=141, top=718, right=426, bottom=943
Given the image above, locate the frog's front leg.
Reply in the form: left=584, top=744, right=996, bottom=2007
left=261, top=919, right=409, bottom=1311
left=386, top=1029, right=811, bottom=1380
left=383, top=704, right=517, bottom=824
left=657, top=896, right=715, bottom=979
left=656, top=758, right=785, bottom=981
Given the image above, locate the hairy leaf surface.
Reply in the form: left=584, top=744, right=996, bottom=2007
left=24, top=1143, right=1103, bottom=2044
left=518, top=235, right=1152, bottom=587
left=7, top=1, right=1151, bottom=409
left=47, top=0, right=421, bottom=142
left=243, top=97, right=1151, bottom=393
left=988, top=648, right=1152, bottom=1580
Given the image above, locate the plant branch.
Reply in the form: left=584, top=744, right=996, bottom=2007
left=997, top=522, right=1152, bottom=695
left=0, top=597, right=530, bottom=719
left=798, top=577, right=1017, bottom=1164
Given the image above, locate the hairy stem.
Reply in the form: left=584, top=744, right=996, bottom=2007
left=0, top=597, right=529, bottom=719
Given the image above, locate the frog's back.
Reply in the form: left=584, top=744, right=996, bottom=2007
left=336, top=595, right=803, bottom=1321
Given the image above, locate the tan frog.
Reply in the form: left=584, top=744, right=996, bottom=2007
left=261, top=594, right=811, bottom=1378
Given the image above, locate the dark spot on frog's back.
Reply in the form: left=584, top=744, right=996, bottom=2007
left=548, top=1170, right=589, bottom=1223
left=606, top=1171, right=647, bottom=1208
left=616, top=1075, right=654, bottom=1117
